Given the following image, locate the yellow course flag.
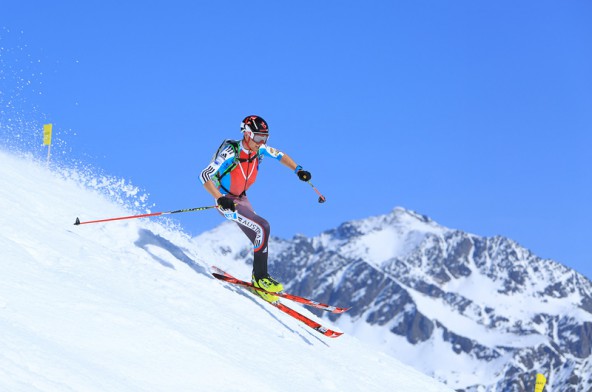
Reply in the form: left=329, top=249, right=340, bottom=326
left=535, top=373, right=547, bottom=392
left=43, top=123, right=53, bottom=145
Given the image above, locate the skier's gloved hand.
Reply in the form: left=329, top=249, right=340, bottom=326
left=297, top=170, right=311, bottom=181
left=294, top=165, right=311, bottom=182
left=217, top=196, right=236, bottom=212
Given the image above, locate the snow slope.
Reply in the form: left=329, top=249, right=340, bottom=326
left=0, top=149, right=453, bottom=392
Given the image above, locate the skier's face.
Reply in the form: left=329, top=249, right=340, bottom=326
left=250, top=132, right=268, bottom=144
left=245, top=131, right=268, bottom=149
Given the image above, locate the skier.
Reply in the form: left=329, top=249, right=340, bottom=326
left=200, top=115, right=312, bottom=303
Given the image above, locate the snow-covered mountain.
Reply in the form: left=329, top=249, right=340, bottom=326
left=0, top=149, right=455, bottom=392
left=202, top=208, right=592, bottom=391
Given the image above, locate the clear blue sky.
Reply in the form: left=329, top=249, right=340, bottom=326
left=1, top=1, right=591, bottom=279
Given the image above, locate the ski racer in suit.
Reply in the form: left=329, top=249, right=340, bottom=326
left=199, top=115, right=312, bottom=302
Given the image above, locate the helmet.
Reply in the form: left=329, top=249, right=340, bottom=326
left=241, top=115, right=269, bottom=135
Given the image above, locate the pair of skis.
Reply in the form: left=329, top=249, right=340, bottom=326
left=211, top=267, right=348, bottom=338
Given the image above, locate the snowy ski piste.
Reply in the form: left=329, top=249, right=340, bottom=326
left=0, top=149, right=453, bottom=392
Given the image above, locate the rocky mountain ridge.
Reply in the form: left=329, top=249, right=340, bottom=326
left=198, top=207, right=592, bottom=391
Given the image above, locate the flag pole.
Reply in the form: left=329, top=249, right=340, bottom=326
left=46, top=143, right=51, bottom=165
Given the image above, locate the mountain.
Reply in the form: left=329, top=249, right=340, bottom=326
left=198, top=208, right=592, bottom=391
left=0, top=148, right=454, bottom=391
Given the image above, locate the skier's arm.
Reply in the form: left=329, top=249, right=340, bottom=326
left=200, top=140, right=240, bottom=197
left=279, top=153, right=299, bottom=172
left=280, top=153, right=311, bottom=182
left=260, top=145, right=311, bottom=180
left=204, top=179, right=235, bottom=211
left=203, top=180, right=224, bottom=200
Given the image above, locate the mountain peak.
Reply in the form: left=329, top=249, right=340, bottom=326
left=313, top=207, right=450, bottom=267
left=328, top=207, right=448, bottom=240
left=389, top=207, right=444, bottom=231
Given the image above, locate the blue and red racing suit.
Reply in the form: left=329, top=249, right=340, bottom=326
left=200, top=140, right=284, bottom=197
left=200, top=140, right=284, bottom=278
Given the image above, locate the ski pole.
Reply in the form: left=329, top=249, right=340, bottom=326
left=307, top=181, right=326, bottom=203
left=74, top=205, right=218, bottom=226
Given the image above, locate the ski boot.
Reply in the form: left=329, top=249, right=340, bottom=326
left=252, top=274, right=284, bottom=303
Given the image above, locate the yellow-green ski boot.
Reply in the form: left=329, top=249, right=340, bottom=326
left=252, top=274, right=284, bottom=303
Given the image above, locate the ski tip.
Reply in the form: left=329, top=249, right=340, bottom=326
left=327, top=331, right=344, bottom=338
left=335, top=307, right=351, bottom=314
left=74, top=217, right=81, bottom=226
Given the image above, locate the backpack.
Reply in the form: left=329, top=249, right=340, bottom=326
left=212, top=139, right=261, bottom=184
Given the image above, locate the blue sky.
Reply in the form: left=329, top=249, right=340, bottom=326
left=1, top=1, right=591, bottom=279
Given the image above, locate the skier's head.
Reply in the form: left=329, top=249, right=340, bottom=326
left=241, top=115, right=269, bottom=146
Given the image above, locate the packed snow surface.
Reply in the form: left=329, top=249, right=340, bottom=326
left=0, top=149, right=453, bottom=392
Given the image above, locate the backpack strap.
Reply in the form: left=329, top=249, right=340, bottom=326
left=215, top=140, right=240, bottom=182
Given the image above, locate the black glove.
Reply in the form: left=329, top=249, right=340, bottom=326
left=217, top=196, right=236, bottom=212
left=297, top=169, right=311, bottom=182
left=294, top=165, right=311, bottom=181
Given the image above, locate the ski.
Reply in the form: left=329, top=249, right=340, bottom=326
left=273, top=302, right=343, bottom=338
left=211, top=267, right=344, bottom=338
left=211, top=266, right=349, bottom=314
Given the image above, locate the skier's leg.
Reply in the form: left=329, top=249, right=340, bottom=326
left=231, top=196, right=270, bottom=279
